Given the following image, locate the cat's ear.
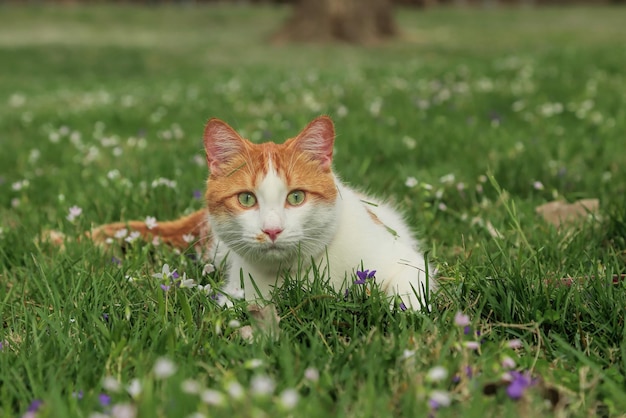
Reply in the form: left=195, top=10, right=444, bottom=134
left=203, top=118, right=245, bottom=175
left=294, top=116, right=335, bottom=170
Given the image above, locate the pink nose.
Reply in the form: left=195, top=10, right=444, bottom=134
left=262, top=228, right=283, bottom=242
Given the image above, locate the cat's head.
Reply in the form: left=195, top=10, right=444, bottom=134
left=203, top=116, right=340, bottom=265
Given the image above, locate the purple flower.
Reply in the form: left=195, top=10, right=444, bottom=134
left=28, top=400, right=43, bottom=412
left=102, top=313, right=110, bottom=322
left=110, top=256, right=121, bottom=266
left=354, top=269, right=376, bottom=285
left=193, top=189, right=203, bottom=200
left=160, top=284, right=171, bottom=291
left=399, top=302, right=407, bottom=311
left=172, top=271, right=180, bottom=280
left=98, top=393, right=111, bottom=407
left=72, top=390, right=84, bottom=399
left=506, top=371, right=534, bottom=400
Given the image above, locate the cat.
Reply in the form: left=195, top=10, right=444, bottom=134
left=88, top=116, right=434, bottom=309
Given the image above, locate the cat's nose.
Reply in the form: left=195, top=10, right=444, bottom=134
left=262, top=228, right=283, bottom=242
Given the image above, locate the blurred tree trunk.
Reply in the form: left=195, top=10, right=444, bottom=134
left=274, top=0, right=397, bottom=44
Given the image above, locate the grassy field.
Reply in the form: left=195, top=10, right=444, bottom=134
left=1, top=4, right=626, bottom=417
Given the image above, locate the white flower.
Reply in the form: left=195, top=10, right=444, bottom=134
left=402, top=349, right=416, bottom=359
left=225, top=381, right=244, bottom=400
left=304, top=367, right=320, bottom=382
left=152, top=263, right=175, bottom=280
left=127, top=379, right=142, bottom=398
left=145, top=216, right=158, bottom=230
left=179, top=272, right=197, bottom=288
left=152, top=236, right=160, bottom=246
left=279, top=388, right=299, bottom=409
left=182, top=233, right=195, bottom=244
left=501, top=356, right=516, bottom=369
left=506, top=339, right=523, bottom=349
left=402, top=136, right=416, bottom=150
left=439, top=173, right=455, bottom=184
left=201, top=389, right=225, bottom=406
left=533, top=181, right=544, bottom=190
left=153, top=357, right=177, bottom=379
left=124, top=231, right=141, bottom=243
left=114, top=228, right=128, bottom=239
left=250, top=375, right=275, bottom=396
left=110, top=404, right=137, bottom=418
left=181, top=379, right=202, bottom=394
left=102, top=376, right=121, bottom=392
left=244, top=358, right=263, bottom=369
left=429, top=390, right=451, bottom=408
left=202, top=264, right=215, bottom=276
left=427, top=366, right=448, bottom=382
left=198, top=284, right=212, bottom=295
left=228, top=319, right=241, bottom=328
left=404, top=176, right=418, bottom=188
left=453, top=311, right=470, bottom=327
left=230, top=288, right=244, bottom=300
left=463, top=341, right=480, bottom=350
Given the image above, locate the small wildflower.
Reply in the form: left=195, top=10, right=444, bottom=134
left=153, top=264, right=176, bottom=280
left=152, top=236, right=160, bottom=246
left=127, top=379, right=142, bottom=398
left=98, top=393, right=111, bottom=407
left=72, top=390, right=84, bottom=399
left=153, top=357, right=177, bottom=379
left=399, top=302, right=407, bottom=311
left=454, top=312, right=471, bottom=327
left=114, top=228, right=128, bottom=239
left=506, top=371, right=534, bottom=400
left=463, top=341, right=480, bottom=350
left=225, top=381, right=244, bottom=400
left=144, top=216, right=158, bottom=230
left=202, top=264, right=215, bottom=276
left=102, top=376, right=121, bottom=392
left=304, top=367, right=320, bottom=382
left=198, top=284, right=212, bottom=294
left=250, top=375, right=275, bottom=397
left=26, top=400, right=44, bottom=415
left=402, top=349, right=416, bottom=359
left=228, top=319, right=241, bottom=328
left=245, top=358, right=263, bottom=369
left=438, top=202, right=448, bottom=211
left=66, top=205, right=83, bottom=222
left=110, top=403, right=137, bottom=418
left=179, top=272, right=197, bottom=288
left=405, top=176, right=418, bottom=188
left=501, top=356, right=516, bottom=369
left=201, top=389, right=225, bottom=406
left=428, top=390, right=451, bottom=409
left=124, top=231, right=141, bottom=244
left=279, top=388, right=299, bottom=410
left=533, top=181, right=544, bottom=190
left=506, top=339, right=523, bottom=349
left=181, top=379, right=202, bottom=395
left=182, top=233, right=195, bottom=244
left=427, top=366, right=448, bottom=382
left=193, top=189, right=203, bottom=200
left=230, top=288, right=244, bottom=299
left=160, top=284, right=171, bottom=292
left=354, top=269, right=376, bottom=285
left=439, top=173, right=455, bottom=184
left=111, top=256, right=121, bottom=266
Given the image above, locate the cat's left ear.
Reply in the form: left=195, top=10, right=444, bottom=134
left=203, top=118, right=245, bottom=176
left=294, top=116, right=335, bottom=170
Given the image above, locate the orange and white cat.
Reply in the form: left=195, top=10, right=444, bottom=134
left=90, top=116, right=434, bottom=309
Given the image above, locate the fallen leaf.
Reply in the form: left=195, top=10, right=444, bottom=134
left=535, top=198, right=599, bottom=228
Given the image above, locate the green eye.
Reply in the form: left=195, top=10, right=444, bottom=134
left=287, top=190, right=306, bottom=206
left=237, top=192, right=257, bottom=208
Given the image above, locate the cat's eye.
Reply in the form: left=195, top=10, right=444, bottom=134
left=286, top=190, right=306, bottom=206
left=237, top=192, right=257, bottom=208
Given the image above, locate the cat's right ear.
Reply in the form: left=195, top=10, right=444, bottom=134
left=203, top=118, right=244, bottom=176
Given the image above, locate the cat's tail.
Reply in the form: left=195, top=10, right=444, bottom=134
left=88, top=209, right=212, bottom=250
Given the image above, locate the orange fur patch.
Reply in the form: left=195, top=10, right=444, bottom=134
left=206, top=137, right=337, bottom=217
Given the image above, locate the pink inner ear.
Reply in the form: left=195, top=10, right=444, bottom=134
left=295, top=116, right=335, bottom=169
left=203, top=118, right=244, bottom=175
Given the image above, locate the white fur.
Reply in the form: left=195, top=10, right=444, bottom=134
left=208, top=174, right=433, bottom=310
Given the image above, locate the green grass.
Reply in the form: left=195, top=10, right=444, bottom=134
left=1, top=4, right=626, bottom=417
